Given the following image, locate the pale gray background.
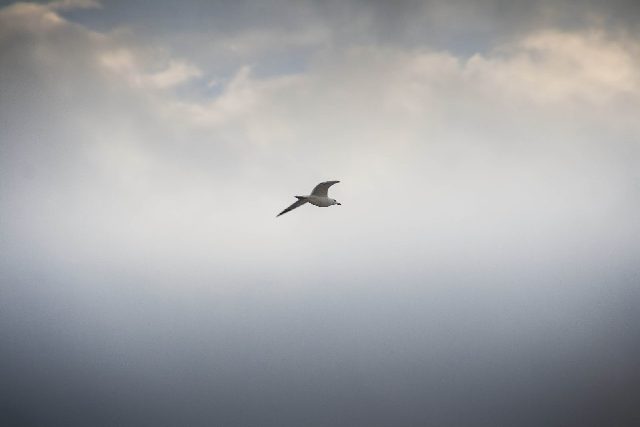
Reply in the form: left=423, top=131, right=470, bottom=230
left=1, top=1, right=639, bottom=425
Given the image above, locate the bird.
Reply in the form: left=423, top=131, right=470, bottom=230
left=277, top=180, right=341, bottom=217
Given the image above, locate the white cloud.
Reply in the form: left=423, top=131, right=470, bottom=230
left=165, top=28, right=640, bottom=159
left=174, top=65, right=302, bottom=133
left=0, top=0, right=101, bottom=39
left=466, top=30, right=640, bottom=104
left=100, top=49, right=202, bottom=89
left=0, top=2, right=199, bottom=92
left=0, top=2, right=66, bottom=36
left=146, top=59, right=202, bottom=88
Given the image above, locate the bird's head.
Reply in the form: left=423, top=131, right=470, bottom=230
left=333, top=199, right=341, bottom=206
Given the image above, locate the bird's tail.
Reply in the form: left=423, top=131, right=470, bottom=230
left=295, top=196, right=306, bottom=200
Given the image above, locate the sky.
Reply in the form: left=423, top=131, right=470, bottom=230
left=1, top=0, right=639, bottom=426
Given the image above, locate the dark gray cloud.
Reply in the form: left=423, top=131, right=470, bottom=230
left=1, top=1, right=640, bottom=426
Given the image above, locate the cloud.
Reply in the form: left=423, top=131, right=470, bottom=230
left=213, top=26, right=330, bottom=55
left=0, top=2, right=67, bottom=36
left=0, top=0, right=101, bottom=39
left=467, top=30, right=640, bottom=104
left=100, top=49, right=202, bottom=89
left=1, top=2, right=640, bottom=425
left=2, top=0, right=639, bottom=277
left=168, top=27, right=640, bottom=162
left=48, top=0, right=101, bottom=10
left=146, top=59, right=202, bottom=88
left=0, top=1, right=200, bottom=92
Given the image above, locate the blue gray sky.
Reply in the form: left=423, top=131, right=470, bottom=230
left=1, top=1, right=639, bottom=426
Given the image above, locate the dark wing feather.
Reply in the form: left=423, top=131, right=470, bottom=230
left=277, top=199, right=307, bottom=217
left=310, top=180, right=340, bottom=197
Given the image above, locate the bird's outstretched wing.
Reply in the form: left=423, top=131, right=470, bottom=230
left=277, top=198, right=307, bottom=217
left=310, top=180, right=340, bottom=197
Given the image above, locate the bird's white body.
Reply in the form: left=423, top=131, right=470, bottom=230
left=303, top=195, right=338, bottom=207
left=277, top=180, right=341, bottom=217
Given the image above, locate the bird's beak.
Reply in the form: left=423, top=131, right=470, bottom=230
left=337, top=202, right=341, bottom=205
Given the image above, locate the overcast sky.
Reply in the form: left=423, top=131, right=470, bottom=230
left=1, top=1, right=639, bottom=426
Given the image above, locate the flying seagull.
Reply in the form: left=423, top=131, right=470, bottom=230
left=277, top=180, right=341, bottom=217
